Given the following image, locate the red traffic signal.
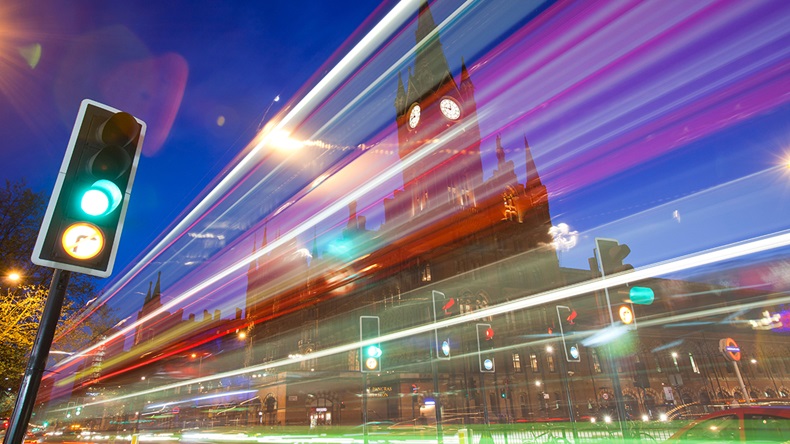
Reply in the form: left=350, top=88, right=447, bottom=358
left=441, top=297, right=456, bottom=316
left=484, top=326, right=494, bottom=341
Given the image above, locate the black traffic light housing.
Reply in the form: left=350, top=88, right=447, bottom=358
left=595, top=238, right=633, bottom=276
left=476, top=323, right=495, bottom=373
left=32, top=99, right=145, bottom=277
left=359, top=315, right=382, bottom=372
left=432, top=290, right=457, bottom=359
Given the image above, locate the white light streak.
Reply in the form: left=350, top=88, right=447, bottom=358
left=52, top=0, right=421, bottom=368
left=68, top=229, right=790, bottom=409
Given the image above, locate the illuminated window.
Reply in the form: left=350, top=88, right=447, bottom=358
left=512, top=353, right=522, bottom=372
left=530, top=353, right=539, bottom=373
left=421, top=262, right=431, bottom=282
left=689, top=353, right=700, bottom=374
left=591, top=349, right=602, bottom=373
left=547, top=354, right=556, bottom=373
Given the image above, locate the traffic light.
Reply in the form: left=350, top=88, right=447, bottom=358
left=359, top=315, right=382, bottom=372
left=476, top=323, right=495, bottom=373
left=432, top=290, right=457, bottom=359
left=556, top=305, right=581, bottom=362
left=617, top=303, right=637, bottom=330
left=594, top=238, right=633, bottom=276
left=629, top=286, right=655, bottom=305
left=500, top=389, right=507, bottom=399
left=32, top=99, right=145, bottom=278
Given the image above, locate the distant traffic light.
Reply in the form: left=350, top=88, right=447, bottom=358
left=359, top=316, right=382, bottom=372
left=432, top=290, right=457, bottom=359
left=32, top=99, right=145, bottom=277
left=595, top=238, right=633, bottom=276
left=556, top=305, right=581, bottom=362
left=629, top=286, right=655, bottom=305
left=476, top=323, right=495, bottom=373
left=618, top=303, right=637, bottom=330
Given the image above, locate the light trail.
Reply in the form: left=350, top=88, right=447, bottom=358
left=50, top=0, right=421, bottom=368
left=52, top=103, right=478, bottom=382
left=64, top=227, right=790, bottom=410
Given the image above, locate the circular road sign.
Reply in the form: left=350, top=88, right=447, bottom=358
left=719, top=337, right=741, bottom=362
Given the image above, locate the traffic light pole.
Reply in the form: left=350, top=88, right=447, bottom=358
left=594, top=239, right=630, bottom=442
left=556, top=357, right=578, bottom=442
left=4, top=269, right=71, bottom=444
left=362, top=373, right=368, bottom=444
left=430, top=352, right=444, bottom=444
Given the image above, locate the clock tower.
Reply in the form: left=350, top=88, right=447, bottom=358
left=393, top=1, right=484, bottom=219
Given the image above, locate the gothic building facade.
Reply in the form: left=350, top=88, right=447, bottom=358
left=239, top=2, right=789, bottom=428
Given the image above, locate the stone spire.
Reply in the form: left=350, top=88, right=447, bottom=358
left=524, top=136, right=543, bottom=188
left=413, top=0, right=454, bottom=98
left=151, top=271, right=162, bottom=305
left=496, top=134, right=506, bottom=167
left=395, top=71, right=407, bottom=115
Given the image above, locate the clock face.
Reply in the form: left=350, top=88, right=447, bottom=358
left=408, top=104, right=421, bottom=128
left=440, top=98, right=461, bottom=120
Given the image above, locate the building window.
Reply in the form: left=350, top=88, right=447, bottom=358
left=591, top=349, right=602, bottom=373
left=421, top=262, right=431, bottom=282
left=547, top=354, right=556, bottom=373
left=672, top=353, right=680, bottom=372
left=689, top=353, right=700, bottom=374
left=530, top=353, right=540, bottom=373
left=503, top=193, right=517, bottom=221
left=512, top=353, right=522, bottom=373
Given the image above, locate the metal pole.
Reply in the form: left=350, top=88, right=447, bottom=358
left=431, top=352, right=444, bottom=444
left=732, top=362, right=751, bottom=405
left=362, top=373, right=368, bottom=444
left=557, top=358, right=578, bottom=442
left=481, top=373, right=490, bottom=425
left=594, top=241, right=630, bottom=443
left=4, top=269, right=71, bottom=444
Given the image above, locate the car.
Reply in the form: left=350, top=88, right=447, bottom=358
left=666, top=406, right=790, bottom=442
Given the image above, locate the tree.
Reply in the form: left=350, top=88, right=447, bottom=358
left=0, top=179, right=111, bottom=414
left=0, top=179, right=97, bottom=300
left=0, top=284, right=50, bottom=414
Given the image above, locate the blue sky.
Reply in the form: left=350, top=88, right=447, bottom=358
left=0, top=0, right=387, bottom=276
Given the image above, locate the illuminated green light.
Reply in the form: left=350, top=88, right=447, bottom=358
left=629, top=286, right=655, bottom=305
left=80, top=180, right=122, bottom=216
left=366, top=345, right=382, bottom=358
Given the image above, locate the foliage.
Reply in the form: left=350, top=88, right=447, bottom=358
left=0, top=284, right=50, bottom=414
left=0, top=179, right=118, bottom=415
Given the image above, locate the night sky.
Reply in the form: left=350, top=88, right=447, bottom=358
left=18, top=0, right=790, bottom=383
left=0, top=0, right=388, bottom=277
